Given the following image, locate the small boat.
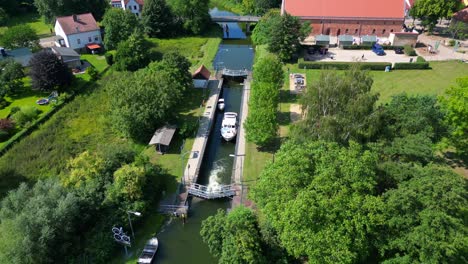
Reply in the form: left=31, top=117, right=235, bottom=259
left=36, top=98, right=49, bottom=105
left=137, top=237, right=158, bottom=264
left=218, top=98, right=225, bottom=111
left=221, top=112, right=237, bottom=142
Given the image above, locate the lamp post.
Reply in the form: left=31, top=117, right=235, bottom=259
left=181, top=151, right=197, bottom=185
left=127, top=211, right=141, bottom=241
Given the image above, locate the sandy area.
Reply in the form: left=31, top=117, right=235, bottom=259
left=290, top=104, right=302, bottom=123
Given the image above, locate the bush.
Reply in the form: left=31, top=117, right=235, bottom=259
left=87, top=66, right=99, bottom=81
left=0, top=118, right=15, bottom=132
left=11, top=106, right=40, bottom=127
left=0, top=130, right=9, bottom=141
left=393, top=62, right=430, bottom=69
left=298, top=60, right=391, bottom=71
left=416, top=56, right=426, bottom=62
left=448, top=39, right=456, bottom=46
left=105, top=53, right=114, bottom=66
left=9, top=106, right=20, bottom=115
left=404, top=44, right=417, bottom=56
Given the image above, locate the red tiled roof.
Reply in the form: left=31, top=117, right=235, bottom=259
left=284, top=0, right=406, bottom=19
left=124, top=0, right=144, bottom=5
left=453, top=7, right=468, bottom=23
left=56, top=13, right=99, bottom=35
left=192, top=65, right=211, bottom=80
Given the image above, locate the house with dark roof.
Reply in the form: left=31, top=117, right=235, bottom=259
left=111, top=0, right=144, bottom=17
left=54, top=13, right=102, bottom=50
left=282, top=0, right=407, bottom=43
left=51, top=46, right=81, bottom=68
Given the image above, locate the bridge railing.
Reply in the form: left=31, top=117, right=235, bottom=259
left=188, top=183, right=236, bottom=199
left=221, top=68, right=249, bottom=77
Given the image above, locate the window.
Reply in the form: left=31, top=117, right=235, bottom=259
left=134, top=5, right=137, bottom=10
left=382, top=29, right=386, bottom=34
left=355, top=29, right=358, bottom=34
left=77, top=39, right=81, bottom=45
left=345, top=29, right=349, bottom=33
left=88, top=37, right=92, bottom=42
left=94, top=36, right=99, bottom=41
left=390, top=29, right=394, bottom=33
left=372, top=29, right=376, bottom=34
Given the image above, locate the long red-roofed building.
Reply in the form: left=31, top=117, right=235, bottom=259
left=282, top=0, right=410, bottom=38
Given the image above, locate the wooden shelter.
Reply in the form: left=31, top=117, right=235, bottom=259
left=192, top=65, right=211, bottom=88
left=148, top=125, right=177, bottom=154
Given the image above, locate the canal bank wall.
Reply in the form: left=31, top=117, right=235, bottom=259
left=231, top=76, right=251, bottom=208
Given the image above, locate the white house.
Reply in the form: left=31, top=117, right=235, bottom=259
left=54, top=13, right=102, bottom=50
left=110, top=0, right=144, bottom=17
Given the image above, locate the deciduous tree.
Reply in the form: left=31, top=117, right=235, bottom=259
left=409, top=0, right=460, bottom=32
left=101, top=8, right=139, bottom=50
left=251, top=9, right=281, bottom=45
left=142, top=0, right=176, bottom=38
left=114, top=31, right=153, bottom=71
left=29, top=50, right=73, bottom=91
left=34, top=0, right=109, bottom=23
left=292, top=66, right=379, bottom=144
left=0, top=24, right=39, bottom=50
left=439, top=76, right=468, bottom=156
left=0, top=60, right=24, bottom=95
left=169, top=0, right=210, bottom=35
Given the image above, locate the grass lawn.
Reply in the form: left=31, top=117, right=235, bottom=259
left=148, top=26, right=222, bottom=72
left=0, top=12, right=53, bottom=37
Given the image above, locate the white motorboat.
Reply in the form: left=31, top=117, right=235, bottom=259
left=221, top=112, right=237, bottom=141
left=137, top=237, right=158, bottom=264
left=218, top=98, right=225, bottom=111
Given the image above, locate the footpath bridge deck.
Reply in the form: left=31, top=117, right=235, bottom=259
left=211, top=16, right=260, bottom=23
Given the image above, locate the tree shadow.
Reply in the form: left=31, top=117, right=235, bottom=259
left=279, top=89, right=299, bottom=104
left=277, top=111, right=291, bottom=126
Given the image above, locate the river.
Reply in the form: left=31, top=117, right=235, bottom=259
left=153, top=10, right=254, bottom=263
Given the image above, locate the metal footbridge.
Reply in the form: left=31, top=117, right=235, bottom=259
left=188, top=183, right=236, bottom=199
left=221, top=68, right=250, bottom=77
left=210, top=15, right=260, bottom=23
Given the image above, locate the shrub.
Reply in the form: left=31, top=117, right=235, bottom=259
left=448, top=39, right=456, bottom=46
left=11, top=106, right=40, bottom=127
left=393, top=62, right=430, bottom=70
left=416, top=56, right=426, bottom=62
left=0, top=130, right=9, bottom=141
left=0, top=118, right=15, bottom=132
left=9, top=106, right=20, bottom=114
left=298, top=60, right=391, bottom=71
left=404, top=44, right=417, bottom=56
left=105, top=53, right=114, bottom=66
left=87, top=66, right=99, bottom=81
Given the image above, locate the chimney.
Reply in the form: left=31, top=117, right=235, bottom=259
left=73, top=14, right=78, bottom=21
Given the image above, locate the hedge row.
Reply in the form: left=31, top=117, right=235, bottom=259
left=298, top=60, right=392, bottom=70
left=342, top=45, right=404, bottom=50
left=393, top=62, right=430, bottom=69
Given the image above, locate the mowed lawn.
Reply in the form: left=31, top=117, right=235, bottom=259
left=0, top=12, right=53, bottom=37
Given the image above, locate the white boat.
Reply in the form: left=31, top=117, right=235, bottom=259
left=221, top=112, right=237, bottom=142
left=218, top=98, right=225, bottom=111
left=137, top=237, right=158, bottom=264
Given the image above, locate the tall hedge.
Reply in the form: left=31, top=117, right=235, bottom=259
left=298, top=60, right=391, bottom=71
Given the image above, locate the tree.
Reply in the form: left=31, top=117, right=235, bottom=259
left=0, top=24, right=39, bottom=50
left=201, top=207, right=267, bottom=264
left=250, top=141, right=384, bottom=263
left=101, top=8, right=139, bottom=50
left=0, top=0, right=18, bottom=15
left=169, top=0, right=211, bottom=35
left=439, top=77, right=468, bottom=156
left=142, top=0, right=176, bottom=38
left=0, top=180, right=83, bottom=263
left=114, top=31, right=153, bottom=71
left=29, top=50, right=73, bottom=91
left=409, top=0, right=460, bottom=32
left=267, top=12, right=310, bottom=61
left=252, top=54, right=284, bottom=88
left=34, top=0, right=109, bottom=23
left=0, top=59, right=24, bottom=95
left=251, top=9, right=281, bottom=45
left=292, top=66, right=379, bottom=144
left=380, top=166, right=467, bottom=263
left=0, top=7, right=8, bottom=26
left=242, top=0, right=281, bottom=15
left=445, top=21, right=468, bottom=40
left=108, top=54, right=191, bottom=140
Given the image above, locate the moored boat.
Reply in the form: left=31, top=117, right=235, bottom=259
left=137, top=237, right=158, bottom=264
left=221, top=112, right=237, bottom=141
left=218, top=98, right=225, bottom=111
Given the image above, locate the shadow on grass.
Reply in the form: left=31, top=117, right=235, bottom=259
left=277, top=111, right=291, bottom=126
left=279, top=89, right=299, bottom=104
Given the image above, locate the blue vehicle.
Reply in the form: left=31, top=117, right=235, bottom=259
left=372, top=43, right=385, bottom=56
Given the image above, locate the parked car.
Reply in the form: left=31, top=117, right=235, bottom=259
left=394, top=47, right=404, bottom=54
left=372, top=43, right=385, bottom=56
